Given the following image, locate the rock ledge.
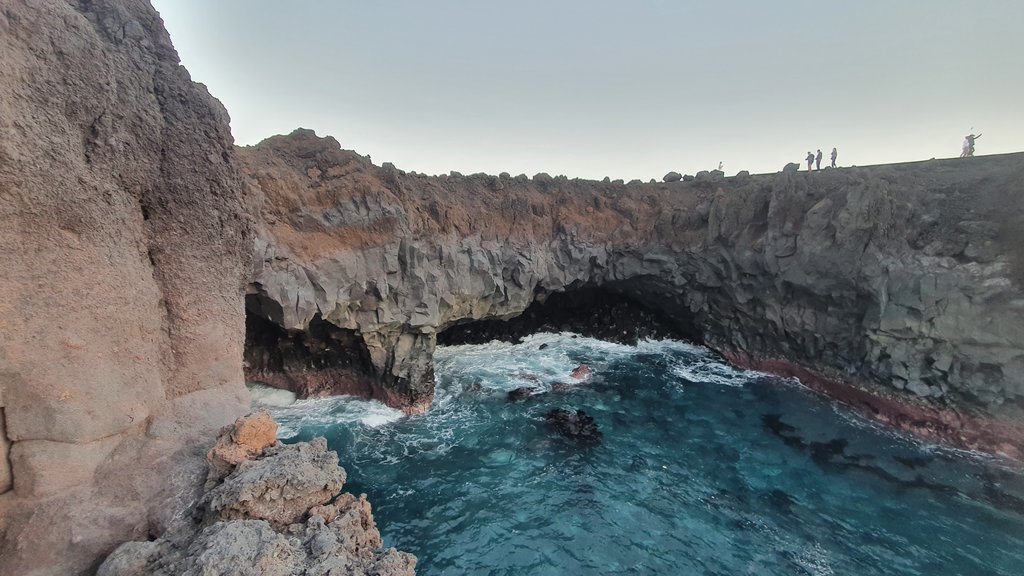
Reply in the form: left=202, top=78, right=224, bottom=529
left=98, top=412, right=416, bottom=576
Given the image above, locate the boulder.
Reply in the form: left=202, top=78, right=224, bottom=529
left=203, top=438, right=345, bottom=528
left=206, top=411, right=278, bottom=486
left=663, top=171, right=682, bottom=182
left=99, top=414, right=416, bottom=576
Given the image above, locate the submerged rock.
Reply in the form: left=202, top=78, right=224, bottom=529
left=508, top=387, right=542, bottom=401
left=545, top=409, right=603, bottom=445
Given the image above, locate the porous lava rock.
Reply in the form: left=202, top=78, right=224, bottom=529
left=98, top=414, right=416, bottom=576
left=206, top=410, right=279, bottom=486
left=202, top=438, right=346, bottom=528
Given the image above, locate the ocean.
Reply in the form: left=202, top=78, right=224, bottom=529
left=254, top=332, right=1024, bottom=575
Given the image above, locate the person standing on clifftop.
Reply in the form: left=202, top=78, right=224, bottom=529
left=806, top=151, right=814, bottom=171
left=815, top=149, right=823, bottom=170
left=966, top=133, right=982, bottom=156
left=831, top=147, right=838, bottom=168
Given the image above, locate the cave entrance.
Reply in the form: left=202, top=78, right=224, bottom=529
left=244, top=292, right=379, bottom=399
left=437, top=278, right=702, bottom=346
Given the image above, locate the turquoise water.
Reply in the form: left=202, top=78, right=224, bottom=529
left=258, top=333, right=1024, bottom=575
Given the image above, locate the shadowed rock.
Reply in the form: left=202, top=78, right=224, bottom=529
left=545, top=409, right=603, bottom=445
left=508, top=387, right=542, bottom=402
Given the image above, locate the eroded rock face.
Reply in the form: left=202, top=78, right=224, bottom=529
left=206, top=410, right=278, bottom=486
left=241, top=130, right=1024, bottom=456
left=0, top=1, right=251, bottom=573
left=99, top=414, right=416, bottom=576
left=203, top=438, right=346, bottom=528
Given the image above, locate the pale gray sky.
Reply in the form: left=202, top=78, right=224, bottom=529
left=152, top=1, right=1023, bottom=180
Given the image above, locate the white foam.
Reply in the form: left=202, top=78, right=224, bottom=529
left=260, top=332, right=767, bottom=440
left=247, top=383, right=297, bottom=406
left=258, top=393, right=405, bottom=439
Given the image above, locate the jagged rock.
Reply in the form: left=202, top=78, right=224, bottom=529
left=545, top=409, right=602, bottom=445
left=100, top=415, right=416, bottom=576
left=203, top=438, right=346, bottom=528
left=664, top=172, right=682, bottom=182
left=570, top=364, right=591, bottom=380
left=206, top=411, right=278, bottom=486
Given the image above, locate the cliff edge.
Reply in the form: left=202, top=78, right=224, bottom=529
left=241, top=130, right=1024, bottom=457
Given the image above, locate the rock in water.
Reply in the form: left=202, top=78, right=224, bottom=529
left=545, top=409, right=603, bottom=445
left=508, top=387, right=541, bottom=401
left=570, top=364, right=591, bottom=380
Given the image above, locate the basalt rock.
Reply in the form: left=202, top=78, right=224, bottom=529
left=241, top=130, right=1024, bottom=458
left=545, top=409, right=603, bottom=445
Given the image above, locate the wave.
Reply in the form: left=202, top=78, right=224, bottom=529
left=254, top=332, right=763, bottom=439
left=248, top=384, right=405, bottom=439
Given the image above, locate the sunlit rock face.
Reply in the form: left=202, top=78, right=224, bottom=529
left=240, top=130, right=1024, bottom=455
left=0, top=1, right=251, bottom=573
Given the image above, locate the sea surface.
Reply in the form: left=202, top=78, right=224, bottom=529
left=254, top=333, right=1024, bottom=575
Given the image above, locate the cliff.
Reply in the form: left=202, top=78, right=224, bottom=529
left=2, top=0, right=1023, bottom=571
left=241, top=130, right=1024, bottom=457
left=0, top=1, right=250, bottom=573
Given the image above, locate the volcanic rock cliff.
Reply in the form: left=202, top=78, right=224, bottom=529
left=2, top=1, right=255, bottom=573
left=241, top=130, right=1024, bottom=456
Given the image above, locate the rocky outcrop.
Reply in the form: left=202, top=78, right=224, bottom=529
left=99, top=413, right=416, bottom=576
left=241, top=130, right=1024, bottom=457
left=0, top=1, right=251, bottom=573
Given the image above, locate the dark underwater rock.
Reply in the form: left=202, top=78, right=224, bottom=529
left=508, top=387, right=541, bottom=402
left=545, top=409, right=602, bottom=445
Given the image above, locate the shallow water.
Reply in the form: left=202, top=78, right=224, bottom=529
left=259, top=333, right=1024, bottom=575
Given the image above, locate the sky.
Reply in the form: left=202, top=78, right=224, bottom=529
left=151, top=1, right=1024, bottom=180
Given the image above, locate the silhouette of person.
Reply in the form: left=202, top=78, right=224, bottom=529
left=831, top=147, right=837, bottom=168
left=815, top=149, right=822, bottom=170
left=966, top=133, right=982, bottom=156
left=806, top=151, right=814, bottom=171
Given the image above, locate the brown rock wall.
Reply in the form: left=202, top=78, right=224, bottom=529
left=0, top=1, right=251, bottom=573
